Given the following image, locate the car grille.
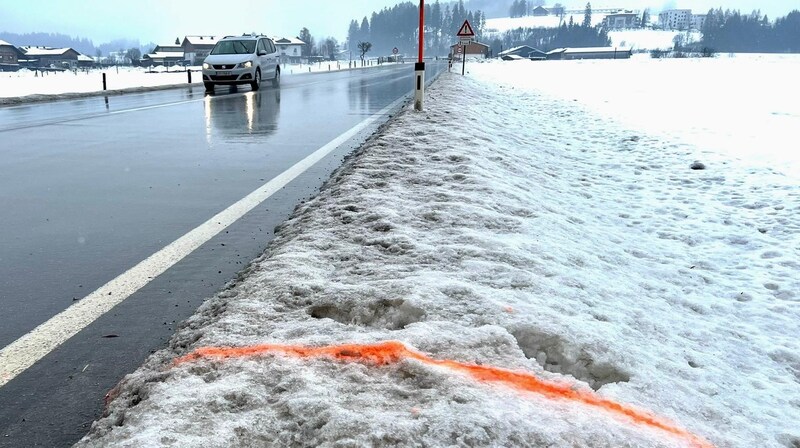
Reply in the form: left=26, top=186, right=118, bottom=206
left=210, top=75, right=238, bottom=81
left=213, top=64, right=235, bottom=70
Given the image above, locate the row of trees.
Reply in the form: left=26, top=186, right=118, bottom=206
left=489, top=19, right=610, bottom=56
left=488, top=3, right=609, bottom=55
left=347, top=0, right=487, bottom=58
left=701, top=9, right=800, bottom=53
left=297, top=27, right=341, bottom=60
left=509, top=0, right=544, bottom=18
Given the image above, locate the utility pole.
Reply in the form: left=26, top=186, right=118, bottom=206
left=414, top=0, right=425, bottom=111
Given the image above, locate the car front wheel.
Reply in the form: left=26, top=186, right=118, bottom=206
left=251, top=69, right=261, bottom=91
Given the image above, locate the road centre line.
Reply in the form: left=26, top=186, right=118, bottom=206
left=0, top=93, right=409, bottom=388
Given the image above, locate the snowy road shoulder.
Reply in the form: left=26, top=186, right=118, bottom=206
left=77, top=62, right=799, bottom=448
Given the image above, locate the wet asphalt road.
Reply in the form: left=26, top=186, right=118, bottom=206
left=0, top=62, right=445, bottom=447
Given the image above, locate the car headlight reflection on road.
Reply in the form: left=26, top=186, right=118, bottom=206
left=238, top=61, right=253, bottom=69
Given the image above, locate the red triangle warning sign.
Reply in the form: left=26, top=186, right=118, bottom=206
left=456, top=20, right=475, bottom=37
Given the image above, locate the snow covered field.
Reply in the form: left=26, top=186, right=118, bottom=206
left=0, top=61, right=395, bottom=104
left=77, top=57, right=799, bottom=448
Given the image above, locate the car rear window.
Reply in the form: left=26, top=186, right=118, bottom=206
left=211, top=40, right=257, bottom=55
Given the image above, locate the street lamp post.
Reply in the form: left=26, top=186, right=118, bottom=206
left=414, top=0, right=425, bottom=111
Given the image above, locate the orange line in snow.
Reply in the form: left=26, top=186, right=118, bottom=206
left=174, top=341, right=713, bottom=448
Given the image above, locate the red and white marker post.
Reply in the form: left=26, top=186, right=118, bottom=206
left=415, top=0, right=425, bottom=111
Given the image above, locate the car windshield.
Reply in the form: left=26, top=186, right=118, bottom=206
left=211, top=40, right=257, bottom=55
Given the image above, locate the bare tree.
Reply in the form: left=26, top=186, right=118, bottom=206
left=357, top=41, right=372, bottom=62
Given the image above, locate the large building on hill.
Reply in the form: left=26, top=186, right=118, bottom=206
left=603, top=11, right=641, bottom=30
left=659, top=9, right=708, bottom=30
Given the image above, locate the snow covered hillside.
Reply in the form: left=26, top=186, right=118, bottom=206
left=77, top=59, right=799, bottom=448
left=486, top=13, right=610, bottom=34
left=609, top=30, right=703, bottom=50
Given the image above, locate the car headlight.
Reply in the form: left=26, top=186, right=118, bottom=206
left=202, top=62, right=210, bottom=70
left=238, top=61, right=253, bottom=69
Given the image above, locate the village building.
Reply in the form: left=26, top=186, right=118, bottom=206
left=142, top=44, right=185, bottom=67
left=273, top=37, right=305, bottom=63
left=547, top=47, right=632, bottom=60
left=498, top=45, right=546, bottom=60
left=0, top=40, right=24, bottom=71
left=659, top=9, right=692, bottom=30
left=603, top=11, right=641, bottom=30
left=532, top=6, right=549, bottom=16
left=450, top=41, right=490, bottom=61
left=182, top=36, right=219, bottom=65
left=18, top=46, right=81, bottom=68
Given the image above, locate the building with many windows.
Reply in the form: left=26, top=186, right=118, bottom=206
left=603, top=11, right=641, bottom=30
left=692, top=14, right=707, bottom=31
left=659, top=9, right=692, bottom=30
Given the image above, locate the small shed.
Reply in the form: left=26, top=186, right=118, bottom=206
left=450, top=41, right=490, bottom=61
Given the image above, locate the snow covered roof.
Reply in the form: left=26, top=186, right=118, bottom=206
left=183, top=36, right=220, bottom=46
left=273, top=37, right=305, bottom=45
left=154, top=45, right=183, bottom=52
left=498, top=45, right=544, bottom=56
left=144, top=52, right=185, bottom=59
left=0, top=40, right=15, bottom=47
left=563, top=47, right=632, bottom=53
left=20, top=46, right=78, bottom=56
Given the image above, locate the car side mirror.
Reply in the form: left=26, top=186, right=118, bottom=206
left=258, top=51, right=267, bottom=56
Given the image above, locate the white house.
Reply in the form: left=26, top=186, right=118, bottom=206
left=273, top=37, right=305, bottom=63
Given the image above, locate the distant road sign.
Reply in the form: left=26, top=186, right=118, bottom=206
left=456, top=20, right=475, bottom=37
left=392, top=47, right=399, bottom=55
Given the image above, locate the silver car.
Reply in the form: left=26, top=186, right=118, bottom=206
left=202, top=35, right=280, bottom=92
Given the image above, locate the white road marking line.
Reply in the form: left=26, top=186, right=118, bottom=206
left=0, top=93, right=409, bottom=388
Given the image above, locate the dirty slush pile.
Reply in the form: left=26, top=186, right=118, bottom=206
left=75, top=70, right=798, bottom=447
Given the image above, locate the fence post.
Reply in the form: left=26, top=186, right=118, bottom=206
left=102, top=72, right=107, bottom=90
left=188, top=70, right=192, bottom=84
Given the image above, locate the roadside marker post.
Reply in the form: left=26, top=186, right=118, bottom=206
left=414, top=0, right=425, bottom=111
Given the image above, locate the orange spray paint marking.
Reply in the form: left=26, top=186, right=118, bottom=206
left=174, top=341, right=713, bottom=448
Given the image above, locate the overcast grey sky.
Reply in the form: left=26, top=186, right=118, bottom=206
left=1, top=0, right=795, bottom=44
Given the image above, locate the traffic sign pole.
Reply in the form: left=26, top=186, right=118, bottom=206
left=415, top=0, right=425, bottom=111
left=456, top=20, right=475, bottom=77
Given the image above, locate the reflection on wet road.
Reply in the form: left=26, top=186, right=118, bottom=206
left=0, top=62, right=445, bottom=448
